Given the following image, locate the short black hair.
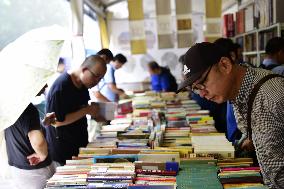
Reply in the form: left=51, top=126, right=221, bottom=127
left=214, top=38, right=236, bottom=55
left=97, top=49, right=114, bottom=60
left=58, top=57, right=65, bottom=67
left=148, top=61, right=160, bottom=70
left=265, top=37, right=284, bottom=55
left=234, top=42, right=241, bottom=49
left=114, top=54, right=127, bottom=64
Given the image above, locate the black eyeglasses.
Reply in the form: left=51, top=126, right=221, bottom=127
left=191, top=65, right=213, bottom=94
left=87, top=68, right=101, bottom=79
left=87, top=68, right=99, bottom=77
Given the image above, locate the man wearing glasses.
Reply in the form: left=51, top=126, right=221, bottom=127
left=45, top=55, right=106, bottom=166
left=177, top=42, right=284, bottom=188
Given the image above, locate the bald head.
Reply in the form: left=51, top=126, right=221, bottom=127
left=80, top=55, right=107, bottom=89
left=81, top=55, right=106, bottom=69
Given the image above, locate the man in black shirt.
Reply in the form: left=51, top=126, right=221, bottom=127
left=5, top=103, right=55, bottom=189
left=45, top=55, right=106, bottom=165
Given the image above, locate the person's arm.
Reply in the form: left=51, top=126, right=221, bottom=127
left=93, top=91, right=111, bottom=102
left=107, top=84, right=128, bottom=99
left=52, top=104, right=100, bottom=127
left=27, top=130, right=48, bottom=165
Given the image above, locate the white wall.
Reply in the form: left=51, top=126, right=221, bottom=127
left=107, top=0, right=205, bottom=84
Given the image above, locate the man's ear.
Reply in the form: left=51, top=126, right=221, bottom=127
left=218, top=57, right=233, bottom=74
left=81, top=67, right=88, bottom=72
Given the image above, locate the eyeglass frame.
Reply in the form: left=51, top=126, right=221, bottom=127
left=191, top=65, right=213, bottom=94
left=86, top=67, right=104, bottom=80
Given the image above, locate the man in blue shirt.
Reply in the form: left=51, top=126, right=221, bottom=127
left=260, top=37, right=284, bottom=75
left=147, top=61, right=177, bottom=92
left=93, top=54, right=128, bottom=102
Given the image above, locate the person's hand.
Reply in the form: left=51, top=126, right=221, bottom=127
left=27, top=153, right=47, bottom=166
left=86, top=103, right=107, bottom=122
left=120, top=92, right=129, bottom=99
left=241, top=138, right=255, bottom=152
left=94, top=114, right=107, bottom=122
left=42, top=112, right=56, bottom=126
left=85, top=103, right=100, bottom=117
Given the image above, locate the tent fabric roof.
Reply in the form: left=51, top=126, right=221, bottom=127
left=92, top=0, right=126, bottom=8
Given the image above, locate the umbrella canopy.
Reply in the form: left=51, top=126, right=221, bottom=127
left=0, top=25, right=68, bottom=131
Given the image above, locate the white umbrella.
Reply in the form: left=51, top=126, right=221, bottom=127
left=0, top=25, right=68, bottom=131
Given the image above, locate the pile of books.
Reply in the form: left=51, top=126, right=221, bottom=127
left=186, top=110, right=217, bottom=133
left=176, top=91, right=189, bottom=100
left=181, top=100, right=201, bottom=109
left=46, top=173, right=88, bottom=188
left=191, top=133, right=235, bottom=159
left=46, top=163, right=91, bottom=188
left=46, top=148, right=181, bottom=188
left=117, top=99, right=133, bottom=115
left=162, top=108, right=191, bottom=149
left=45, top=90, right=250, bottom=188
left=132, top=96, right=154, bottom=109
left=87, top=163, right=135, bottom=188
left=217, top=158, right=266, bottom=189
left=150, top=100, right=166, bottom=109
left=160, top=92, right=176, bottom=101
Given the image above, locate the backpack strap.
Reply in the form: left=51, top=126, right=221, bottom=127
left=247, top=74, right=284, bottom=139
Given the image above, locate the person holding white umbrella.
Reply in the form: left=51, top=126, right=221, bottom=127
left=4, top=88, right=56, bottom=189
left=0, top=25, right=69, bottom=189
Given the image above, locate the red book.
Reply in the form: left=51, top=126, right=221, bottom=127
left=236, top=9, right=245, bottom=34
left=221, top=167, right=260, bottom=172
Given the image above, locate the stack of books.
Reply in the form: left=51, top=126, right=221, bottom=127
left=117, top=99, right=133, bottom=115
left=191, top=133, right=235, bottom=159
left=132, top=154, right=179, bottom=188
left=161, top=107, right=191, bottom=148
left=166, top=112, right=188, bottom=128
left=46, top=173, right=88, bottom=188
left=150, top=100, right=166, bottom=109
left=87, top=139, right=117, bottom=149
left=160, top=92, right=176, bottom=101
left=176, top=91, right=189, bottom=100
left=77, top=148, right=112, bottom=159
left=87, top=163, right=135, bottom=188
left=217, top=158, right=265, bottom=189
left=132, top=96, right=153, bottom=109
left=46, top=165, right=91, bottom=188
left=181, top=100, right=201, bottom=110
left=186, top=110, right=217, bottom=133
left=117, top=139, right=149, bottom=149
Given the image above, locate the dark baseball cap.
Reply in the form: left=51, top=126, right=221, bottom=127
left=177, top=42, right=228, bottom=93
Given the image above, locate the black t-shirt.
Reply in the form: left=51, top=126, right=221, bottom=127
left=4, top=103, right=51, bottom=170
left=45, top=72, right=90, bottom=164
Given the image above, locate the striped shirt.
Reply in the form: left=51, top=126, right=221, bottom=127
left=232, top=67, right=284, bottom=189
